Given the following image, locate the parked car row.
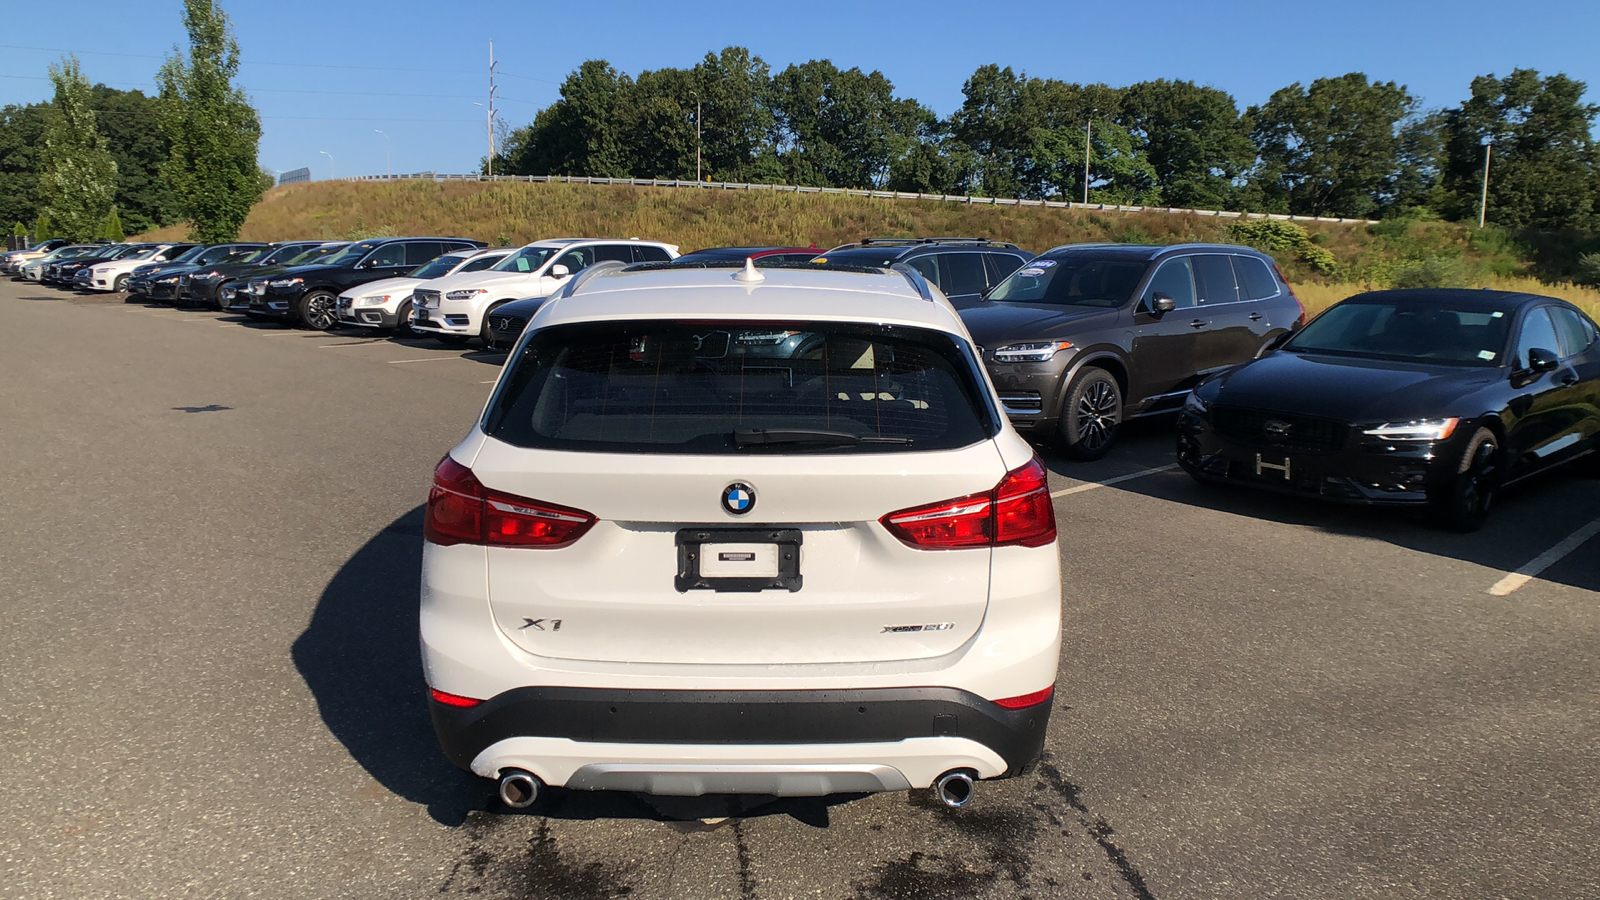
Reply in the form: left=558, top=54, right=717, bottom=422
left=10, top=231, right=1597, bottom=532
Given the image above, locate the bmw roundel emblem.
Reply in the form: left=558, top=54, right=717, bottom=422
left=722, top=482, right=756, bottom=516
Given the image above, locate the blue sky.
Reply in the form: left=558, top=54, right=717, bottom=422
left=3, top=0, right=1598, bottom=180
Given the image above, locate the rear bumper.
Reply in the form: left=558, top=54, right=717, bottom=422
left=432, top=686, right=1052, bottom=791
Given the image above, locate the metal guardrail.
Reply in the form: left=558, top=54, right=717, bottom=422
left=332, top=173, right=1379, bottom=225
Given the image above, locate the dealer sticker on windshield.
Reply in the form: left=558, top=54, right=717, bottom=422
left=1478, top=350, right=1497, bottom=361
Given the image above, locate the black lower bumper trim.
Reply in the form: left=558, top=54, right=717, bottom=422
left=431, top=686, right=1052, bottom=779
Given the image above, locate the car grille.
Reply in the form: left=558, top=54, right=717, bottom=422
left=1210, top=406, right=1350, bottom=455
left=414, top=289, right=441, bottom=310
left=487, top=314, right=525, bottom=333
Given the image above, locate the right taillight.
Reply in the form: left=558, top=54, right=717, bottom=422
left=424, top=456, right=597, bottom=548
left=881, top=457, right=1056, bottom=550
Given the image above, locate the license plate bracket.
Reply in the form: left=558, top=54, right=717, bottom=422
left=1254, top=453, right=1292, bottom=480
left=676, top=528, right=802, bottom=593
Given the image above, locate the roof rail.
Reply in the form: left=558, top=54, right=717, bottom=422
left=890, top=263, right=936, bottom=302
left=561, top=260, right=629, bottom=297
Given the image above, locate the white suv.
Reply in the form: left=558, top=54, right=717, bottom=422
left=409, top=238, right=678, bottom=346
left=336, top=247, right=511, bottom=332
left=84, top=243, right=187, bottom=292
left=421, top=260, right=1061, bottom=809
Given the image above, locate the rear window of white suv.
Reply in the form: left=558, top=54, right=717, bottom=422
left=485, top=320, right=997, bottom=454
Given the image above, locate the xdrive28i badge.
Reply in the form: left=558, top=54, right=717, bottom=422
left=721, top=482, right=756, bottom=516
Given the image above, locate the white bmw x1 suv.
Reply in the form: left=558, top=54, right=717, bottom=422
left=421, top=259, right=1061, bottom=809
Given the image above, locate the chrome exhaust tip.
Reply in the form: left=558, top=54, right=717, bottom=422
left=497, top=769, right=542, bottom=809
left=933, top=770, right=975, bottom=808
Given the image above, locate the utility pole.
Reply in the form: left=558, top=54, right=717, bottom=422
left=1478, top=137, right=1493, bottom=229
left=1083, top=117, right=1092, bottom=205
left=696, top=96, right=702, bottom=182
left=487, top=39, right=499, bottom=177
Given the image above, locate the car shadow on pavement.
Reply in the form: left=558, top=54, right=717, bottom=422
left=294, top=506, right=868, bottom=828
left=1116, top=463, right=1600, bottom=593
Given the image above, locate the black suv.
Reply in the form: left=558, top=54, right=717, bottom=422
left=811, top=238, right=1034, bottom=306
left=177, top=241, right=334, bottom=309
left=959, top=243, right=1305, bottom=459
left=248, top=236, right=486, bottom=329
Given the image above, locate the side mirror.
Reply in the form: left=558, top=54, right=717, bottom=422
left=1149, top=292, right=1176, bottom=314
left=1526, top=347, right=1560, bottom=374
left=549, top=264, right=570, bottom=279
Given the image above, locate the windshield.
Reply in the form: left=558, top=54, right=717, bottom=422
left=811, top=247, right=904, bottom=267
left=127, top=246, right=163, bottom=260
left=485, top=320, right=995, bottom=454
left=260, top=245, right=314, bottom=265
left=197, top=245, right=249, bottom=264
left=1285, top=299, right=1513, bottom=366
left=410, top=254, right=469, bottom=279
left=230, top=247, right=276, bottom=264
left=492, top=247, right=556, bottom=273
left=315, top=240, right=383, bottom=268
left=285, top=244, right=344, bottom=266
left=987, top=255, right=1148, bottom=307
left=169, top=245, right=207, bottom=263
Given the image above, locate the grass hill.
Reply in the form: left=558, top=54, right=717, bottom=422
left=137, top=180, right=1600, bottom=316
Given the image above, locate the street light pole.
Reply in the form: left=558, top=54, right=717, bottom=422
left=319, top=150, right=335, bottom=180
left=1083, top=118, right=1093, bottom=205
left=1478, top=138, right=1493, bottom=229
left=374, top=130, right=391, bottom=179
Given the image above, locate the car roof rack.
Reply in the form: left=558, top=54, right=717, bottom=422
left=561, top=259, right=629, bottom=297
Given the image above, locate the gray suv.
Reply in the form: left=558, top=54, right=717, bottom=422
left=812, top=238, right=1033, bottom=306
left=960, top=243, right=1305, bottom=459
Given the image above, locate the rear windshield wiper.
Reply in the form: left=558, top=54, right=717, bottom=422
left=733, top=428, right=912, bottom=448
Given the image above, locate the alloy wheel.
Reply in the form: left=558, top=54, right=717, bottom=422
left=1075, top=380, right=1120, bottom=452
left=303, top=293, right=338, bottom=330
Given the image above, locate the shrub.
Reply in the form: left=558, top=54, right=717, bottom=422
left=1230, top=219, right=1310, bottom=252
left=12, top=222, right=25, bottom=237
left=1297, top=244, right=1338, bottom=276
left=1576, top=252, right=1600, bottom=287
left=1386, top=257, right=1467, bottom=289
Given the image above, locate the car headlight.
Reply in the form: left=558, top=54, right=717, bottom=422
left=356, top=295, right=389, bottom=307
left=1183, top=392, right=1210, bottom=415
left=1361, top=418, right=1459, bottom=441
left=993, top=340, right=1074, bottom=363
left=269, top=277, right=303, bottom=288
left=445, top=289, right=486, bottom=301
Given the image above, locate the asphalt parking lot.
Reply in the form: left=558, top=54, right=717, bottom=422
left=3, top=280, right=1598, bottom=900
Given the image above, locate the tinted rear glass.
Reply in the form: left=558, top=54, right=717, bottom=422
left=988, top=255, right=1148, bottom=307
left=1232, top=255, right=1281, bottom=301
left=1287, top=299, right=1513, bottom=366
left=812, top=247, right=906, bottom=267
left=485, top=320, right=995, bottom=454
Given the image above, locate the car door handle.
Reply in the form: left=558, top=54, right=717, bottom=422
left=1248, top=312, right=1264, bottom=321
left=1188, top=319, right=1207, bottom=328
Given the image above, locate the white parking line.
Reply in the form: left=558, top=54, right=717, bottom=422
left=1050, top=463, right=1178, bottom=498
left=387, top=357, right=458, bottom=364
left=1486, top=515, right=1600, bottom=596
left=318, top=341, right=384, bottom=348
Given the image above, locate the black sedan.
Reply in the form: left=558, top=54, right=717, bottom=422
left=1177, top=289, right=1600, bottom=530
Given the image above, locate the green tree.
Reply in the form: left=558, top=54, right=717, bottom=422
left=769, top=60, right=933, bottom=188
left=101, top=206, right=125, bottom=241
left=12, top=222, right=25, bottom=237
left=621, top=66, right=698, bottom=179
left=156, top=0, right=265, bottom=242
left=31, top=211, right=53, bottom=242
left=1439, top=69, right=1599, bottom=230
left=1245, top=73, right=1420, bottom=218
left=499, top=60, right=633, bottom=177
left=91, top=85, right=180, bottom=234
left=692, top=47, right=777, bottom=182
left=0, top=102, right=50, bottom=231
left=39, top=57, right=118, bottom=241
left=1119, top=79, right=1254, bottom=209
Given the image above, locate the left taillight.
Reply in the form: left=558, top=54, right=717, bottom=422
left=880, top=456, right=1056, bottom=550
left=428, top=688, right=482, bottom=708
left=424, top=456, right=596, bottom=548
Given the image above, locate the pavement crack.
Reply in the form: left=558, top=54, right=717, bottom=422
left=732, top=821, right=757, bottom=900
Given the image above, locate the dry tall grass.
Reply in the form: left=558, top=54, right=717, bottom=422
left=1292, top=276, right=1600, bottom=319
left=138, top=181, right=1594, bottom=310
left=136, top=180, right=1354, bottom=278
